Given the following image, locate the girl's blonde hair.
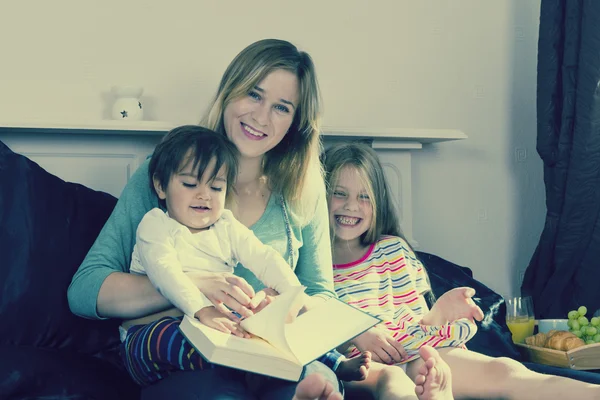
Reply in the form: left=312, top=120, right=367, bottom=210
left=322, top=142, right=404, bottom=245
left=202, top=39, right=324, bottom=219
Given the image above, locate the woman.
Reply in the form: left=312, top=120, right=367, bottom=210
left=68, top=38, right=340, bottom=399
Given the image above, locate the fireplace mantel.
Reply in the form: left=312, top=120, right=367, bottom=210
left=0, top=120, right=467, bottom=245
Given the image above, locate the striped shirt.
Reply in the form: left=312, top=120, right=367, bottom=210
left=334, top=236, right=476, bottom=363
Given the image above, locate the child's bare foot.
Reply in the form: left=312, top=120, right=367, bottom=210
left=293, top=373, right=343, bottom=400
left=413, top=346, right=453, bottom=400
left=335, top=351, right=372, bottom=381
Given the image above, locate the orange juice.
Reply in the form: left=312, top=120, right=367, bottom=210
left=507, top=317, right=535, bottom=343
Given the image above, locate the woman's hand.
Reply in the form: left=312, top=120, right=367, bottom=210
left=351, top=326, right=408, bottom=364
left=187, top=271, right=256, bottom=320
left=194, top=306, right=251, bottom=338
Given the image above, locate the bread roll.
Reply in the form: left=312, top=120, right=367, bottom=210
left=525, top=332, right=547, bottom=347
left=544, top=330, right=585, bottom=351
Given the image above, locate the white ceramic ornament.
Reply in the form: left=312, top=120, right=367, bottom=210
left=111, top=86, right=144, bottom=121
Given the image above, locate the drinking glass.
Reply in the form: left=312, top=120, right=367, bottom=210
left=506, top=296, right=535, bottom=344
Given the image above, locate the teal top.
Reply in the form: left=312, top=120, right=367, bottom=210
left=67, top=159, right=335, bottom=319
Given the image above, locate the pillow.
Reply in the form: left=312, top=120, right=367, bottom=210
left=0, top=345, right=139, bottom=399
left=0, top=139, right=121, bottom=355
left=416, top=251, right=521, bottom=360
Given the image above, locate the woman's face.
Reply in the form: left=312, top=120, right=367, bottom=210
left=223, top=69, right=299, bottom=160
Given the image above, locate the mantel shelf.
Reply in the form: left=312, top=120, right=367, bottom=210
left=0, top=120, right=467, bottom=144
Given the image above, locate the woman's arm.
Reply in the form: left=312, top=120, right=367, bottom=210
left=96, top=271, right=171, bottom=319
left=67, top=159, right=164, bottom=319
left=293, top=185, right=337, bottom=301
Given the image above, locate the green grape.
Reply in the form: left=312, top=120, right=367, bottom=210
left=579, top=306, right=588, bottom=316
left=587, top=340, right=596, bottom=345
left=573, top=330, right=583, bottom=338
left=568, top=310, right=580, bottom=320
left=591, top=317, right=600, bottom=327
left=587, top=327, right=598, bottom=336
left=568, top=320, right=575, bottom=329
left=579, top=316, right=590, bottom=326
left=572, top=321, right=581, bottom=331
left=593, top=334, right=600, bottom=343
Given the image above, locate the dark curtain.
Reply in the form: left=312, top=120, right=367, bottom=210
left=522, top=0, right=600, bottom=318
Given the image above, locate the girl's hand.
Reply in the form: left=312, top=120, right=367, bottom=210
left=187, top=271, right=255, bottom=320
left=195, top=306, right=251, bottom=338
left=421, top=287, right=484, bottom=326
left=351, top=326, right=408, bottom=364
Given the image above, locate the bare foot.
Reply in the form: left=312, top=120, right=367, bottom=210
left=293, top=373, right=343, bottom=400
left=413, top=346, right=453, bottom=400
left=336, top=351, right=372, bottom=381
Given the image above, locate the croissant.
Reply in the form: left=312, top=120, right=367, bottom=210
left=544, top=331, right=585, bottom=351
left=525, top=332, right=547, bottom=347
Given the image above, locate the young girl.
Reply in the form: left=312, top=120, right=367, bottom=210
left=323, top=143, right=600, bottom=400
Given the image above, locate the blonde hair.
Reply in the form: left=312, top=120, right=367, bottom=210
left=322, top=142, right=404, bottom=245
left=202, top=39, right=324, bottom=219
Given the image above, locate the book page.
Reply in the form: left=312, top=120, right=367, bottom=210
left=284, top=298, right=380, bottom=365
left=182, top=316, right=297, bottom=362
left=240, top=286, right=305, bottom=360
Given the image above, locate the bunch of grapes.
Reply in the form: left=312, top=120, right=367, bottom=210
left=567, top=306, right=600, bottom=345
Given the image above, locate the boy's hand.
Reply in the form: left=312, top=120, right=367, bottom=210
left=421, top=287, right=484, bottom=326
left=194, top=306, right=251, bottom=338
left=249, top=288, right=279, bottom=313
left=186, top=271, right=255, bottom=320
left=351, top=326, right=408, bottom=364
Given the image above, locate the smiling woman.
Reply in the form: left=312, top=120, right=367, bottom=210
left=67, top=39, right=340, bottom=399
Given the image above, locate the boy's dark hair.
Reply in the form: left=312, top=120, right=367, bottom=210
left=149, top=125, right=239, bottom=206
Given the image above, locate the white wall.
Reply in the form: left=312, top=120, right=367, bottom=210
left=0, top=0, right=545, bottom=298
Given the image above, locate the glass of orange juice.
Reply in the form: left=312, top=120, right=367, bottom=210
left=506, top=296, right=535, bottom=344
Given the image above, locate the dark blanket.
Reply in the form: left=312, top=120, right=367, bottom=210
left=417, top=252, right=521, bottom=360
left=0, top=139, right=138, bottom=399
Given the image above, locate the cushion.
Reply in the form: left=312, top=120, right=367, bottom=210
left=0, top=139, right=120, bottom=354
left=417, top=251, right=521, bottom=360
left=0, top=345, right=138, bottom=399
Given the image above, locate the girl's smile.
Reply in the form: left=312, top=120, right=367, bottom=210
left=329, top=166, right=374, bottom=245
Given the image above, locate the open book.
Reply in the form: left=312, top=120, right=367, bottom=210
left=179, top=286, right=380, bottom=381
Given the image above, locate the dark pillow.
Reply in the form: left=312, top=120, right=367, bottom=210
left=0, top=345, right=139, bottom=400
left=417, top=251, right=521, bottom=360
left=0, top=139, right=121, bottom=355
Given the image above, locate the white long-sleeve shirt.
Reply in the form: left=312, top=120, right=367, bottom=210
left=130, top=208, right=302, bottom=317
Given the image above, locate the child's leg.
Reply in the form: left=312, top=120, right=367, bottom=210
left=121, top=316, right=207, bottom=386
left=406, top=347, right=600, bottom=399
left=345, top=363, right=418, bottom=400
